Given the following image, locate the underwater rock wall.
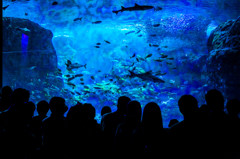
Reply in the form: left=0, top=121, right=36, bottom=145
left=3, top=17, right=63, bottom=101
left=207, top=17, right=240, bottom=99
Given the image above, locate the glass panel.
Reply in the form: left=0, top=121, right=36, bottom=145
left=2, top=0, right=240, bottom=127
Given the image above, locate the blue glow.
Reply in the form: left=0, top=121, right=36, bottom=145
left=206, top=22, right=218, bottom=38
left=22, top=34, right=28, bottom=56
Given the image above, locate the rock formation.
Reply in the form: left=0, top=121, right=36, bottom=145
left=207, top=16, right=240, bottom=99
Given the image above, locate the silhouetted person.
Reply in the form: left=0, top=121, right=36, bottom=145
left=66, top=102, right=85, bottom=158
left=35, top=100, right=50, bottom=120
left=205, top=89, right=228, bottom=131
left=169, top=95, right=202, bottom=158
left=114, top=100, right=143, bottom=156
left=66, top=103, right=102, bottom=158
left=42, top=97, right=68, bottom=159
left=0, top=86, right=13, bottom=112
left=226, top=99, right=240, bottom=122
left=168, top=119, right=179, bottom=128
left=32, top=100, right=50, bottom=158
left=4, top=88, right=35, bottom=159
left=100, top=106, right=112, bottom=129
left=0, top=86, right=13, bottom=150
left=142, top=102, right=166, bottom=155
left=101, top=96, right=131, bottom=154
left=204, top=89, right=228, bottom=157
left=226, top=99, right=240, bottom=152
left=101, top=106, right=112, bottom=116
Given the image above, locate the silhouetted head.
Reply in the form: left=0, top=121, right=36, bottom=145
left=205, top=89, right=224, bottom=112
left=117, top=96, right=131, bottom=114
left=168, top=119, right=179, bottom=128
left=67, top=102, right=83, bottom=121
left=126, top=100, right=142, bottom=125
left=83, top=103, right=96, bottom=120
left=226, top=99, right=240, bottom=117
left=37, top=100, right=50, bottom=116
left=0, top=86, right=13, bottom=111
left=49, top=97, right=68, bottom=115
left=142, top=102, right=163, bottom=129
left=12, top=88, right=30, bottom=105
left=101, top=106, right=112, bottom=116
left=1, top=86, right=13, bottom=98
left=178, top=95, right=198, bottom=118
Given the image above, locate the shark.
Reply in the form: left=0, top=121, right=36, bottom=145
left=128, top=70, right=165, bottom=83
left=112, top=3, right=154, bottom=14
left=65, top=60, right=87, bottom=71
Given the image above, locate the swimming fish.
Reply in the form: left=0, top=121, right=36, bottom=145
left=52, top=1, right=58, bottom=5
left=73, top=17, right=82, bottom=21
left=154, top=59, right=163, bottom=62
left=67, top=74, right=84, bottom=82
left=64, top=74, right=71, bottom=78
left=94, top=86, right=102, bottom=90
left=145, top=54, right=153, bottom=59
left=84, top=86, right=90, bottom=89
left=92, top=21, right=102, bottom=24
left=130, top=53, right=136, bottom=58
left=167, top=57, right=174, bottom=60
left=125, top=31, right=135, bottom=35
left=95, top=46, right=100, bottom=48
left=128, top=70, right=165, bottom=83
left=160, top=54, right=168, bottom=58
left=96, top=43, right=101, bottom=45
left=75, top=74, right=84, bottom=77
left=153, top=24, right=160, bottom=27
left=104, top=40, right=111, bottom=44
left=75, top=92, right=81, bottom=95
left=66, top=60, right=87, bottom=71
left=2, top=5, right=9, bottom=10
left=112, top=3, right=154, bottom=14
left=136, top=30, right=141, bottom=34
left=150, top=34, right=157, bottom=37
left=66, top=82, right=76, bottom=88
left=166, top=62, right=172, bottom=65
left=149, top=44, right=159, bottom=47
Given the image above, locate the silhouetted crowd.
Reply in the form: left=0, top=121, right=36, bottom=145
left=0, top=86, right=240, bottom=159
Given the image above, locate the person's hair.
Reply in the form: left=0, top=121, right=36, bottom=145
left=178, top=95, right=198, bottom=116
left=49, top=97, right=68, bottom=114
left=205, top=89, right=224, bottom=111
left=117, top=96, right=131, bottom=113
left=37, top=100, right=50, bottom=115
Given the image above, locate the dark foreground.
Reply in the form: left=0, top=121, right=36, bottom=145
left=0, top=86, right=240, bottom=159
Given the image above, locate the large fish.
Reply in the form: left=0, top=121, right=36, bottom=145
left=128, top=70, right=165, bottom=83
left=112, top=3, right=154, bottom=14
left=65, top=60, right=87, bottom=71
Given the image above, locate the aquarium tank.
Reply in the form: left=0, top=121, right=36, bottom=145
left=2, top=0, right=240, bottom=127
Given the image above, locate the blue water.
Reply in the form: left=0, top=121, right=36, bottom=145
left=2, top=0, right=240, bottom=127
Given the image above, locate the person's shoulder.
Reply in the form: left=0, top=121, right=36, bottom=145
left=102, top=111, right=116, bottom=120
